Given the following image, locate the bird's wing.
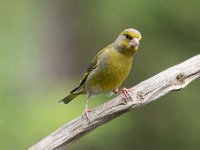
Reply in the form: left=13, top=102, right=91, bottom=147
left=70, top=47, right=109, bottom=94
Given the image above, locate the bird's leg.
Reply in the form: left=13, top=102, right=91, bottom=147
left=82, top=96, right=92, bottom=120
left=114, top=88, right=134, bottom=99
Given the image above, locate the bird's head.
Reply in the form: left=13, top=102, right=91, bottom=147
left=114, top=28, right=142, bottom=55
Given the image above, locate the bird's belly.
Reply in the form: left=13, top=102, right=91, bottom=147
left=86, top=64, right=131, bottom=95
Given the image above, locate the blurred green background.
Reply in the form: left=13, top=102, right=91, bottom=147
left=0, top=0, right=200, bottom=150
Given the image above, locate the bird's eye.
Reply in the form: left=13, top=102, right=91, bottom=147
left=125, top=34, right=132, bottom=40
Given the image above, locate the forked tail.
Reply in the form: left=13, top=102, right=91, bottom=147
left=59, top=87, right=85, bottom=104
left=59, top=93, right=79, bottom=104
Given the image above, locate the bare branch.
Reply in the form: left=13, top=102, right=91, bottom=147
left=29, top=54, right=200, bottom=150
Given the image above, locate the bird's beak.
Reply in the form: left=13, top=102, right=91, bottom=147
left=129, top=37, right=140, bottom=48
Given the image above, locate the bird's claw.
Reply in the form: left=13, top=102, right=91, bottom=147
left=82, top=108, right=92, bottom=121
left=115, top=88, right=134, bottom=100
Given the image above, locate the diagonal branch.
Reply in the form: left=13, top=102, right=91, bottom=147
left=29, top=54, right=200, bottom=150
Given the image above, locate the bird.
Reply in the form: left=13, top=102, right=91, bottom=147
left=59, top=28, right=142, bottom=119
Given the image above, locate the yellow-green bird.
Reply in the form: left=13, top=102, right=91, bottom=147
left=60, top=28, right=142, bottom=119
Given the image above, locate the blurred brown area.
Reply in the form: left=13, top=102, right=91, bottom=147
left=0, top=0, right=200, bottom=150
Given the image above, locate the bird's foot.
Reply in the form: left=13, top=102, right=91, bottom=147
left=114, top=88, right=134, bottom=99
left=82, top=108, right=92, bottom=121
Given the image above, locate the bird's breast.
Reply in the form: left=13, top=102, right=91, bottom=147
left=86, top=50, right=133, bottom=95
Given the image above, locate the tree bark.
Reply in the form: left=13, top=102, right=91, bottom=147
left=29, top=54, right=200, bottom=150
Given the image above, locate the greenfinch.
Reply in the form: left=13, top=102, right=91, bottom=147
left=60, top=28, right=142, bottom=119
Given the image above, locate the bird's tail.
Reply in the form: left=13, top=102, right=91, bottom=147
left=59, top=93, right=79, bottom=104
left=59, top=88, right=85, bottom=104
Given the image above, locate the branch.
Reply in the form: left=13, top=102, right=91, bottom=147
left=29, top=54, right=200, bottom=150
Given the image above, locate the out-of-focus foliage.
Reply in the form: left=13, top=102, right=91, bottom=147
left=0, top=0, right=200, bottom=150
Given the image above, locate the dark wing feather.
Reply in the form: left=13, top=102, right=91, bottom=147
left=70, top=48, right=108, bottom=94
